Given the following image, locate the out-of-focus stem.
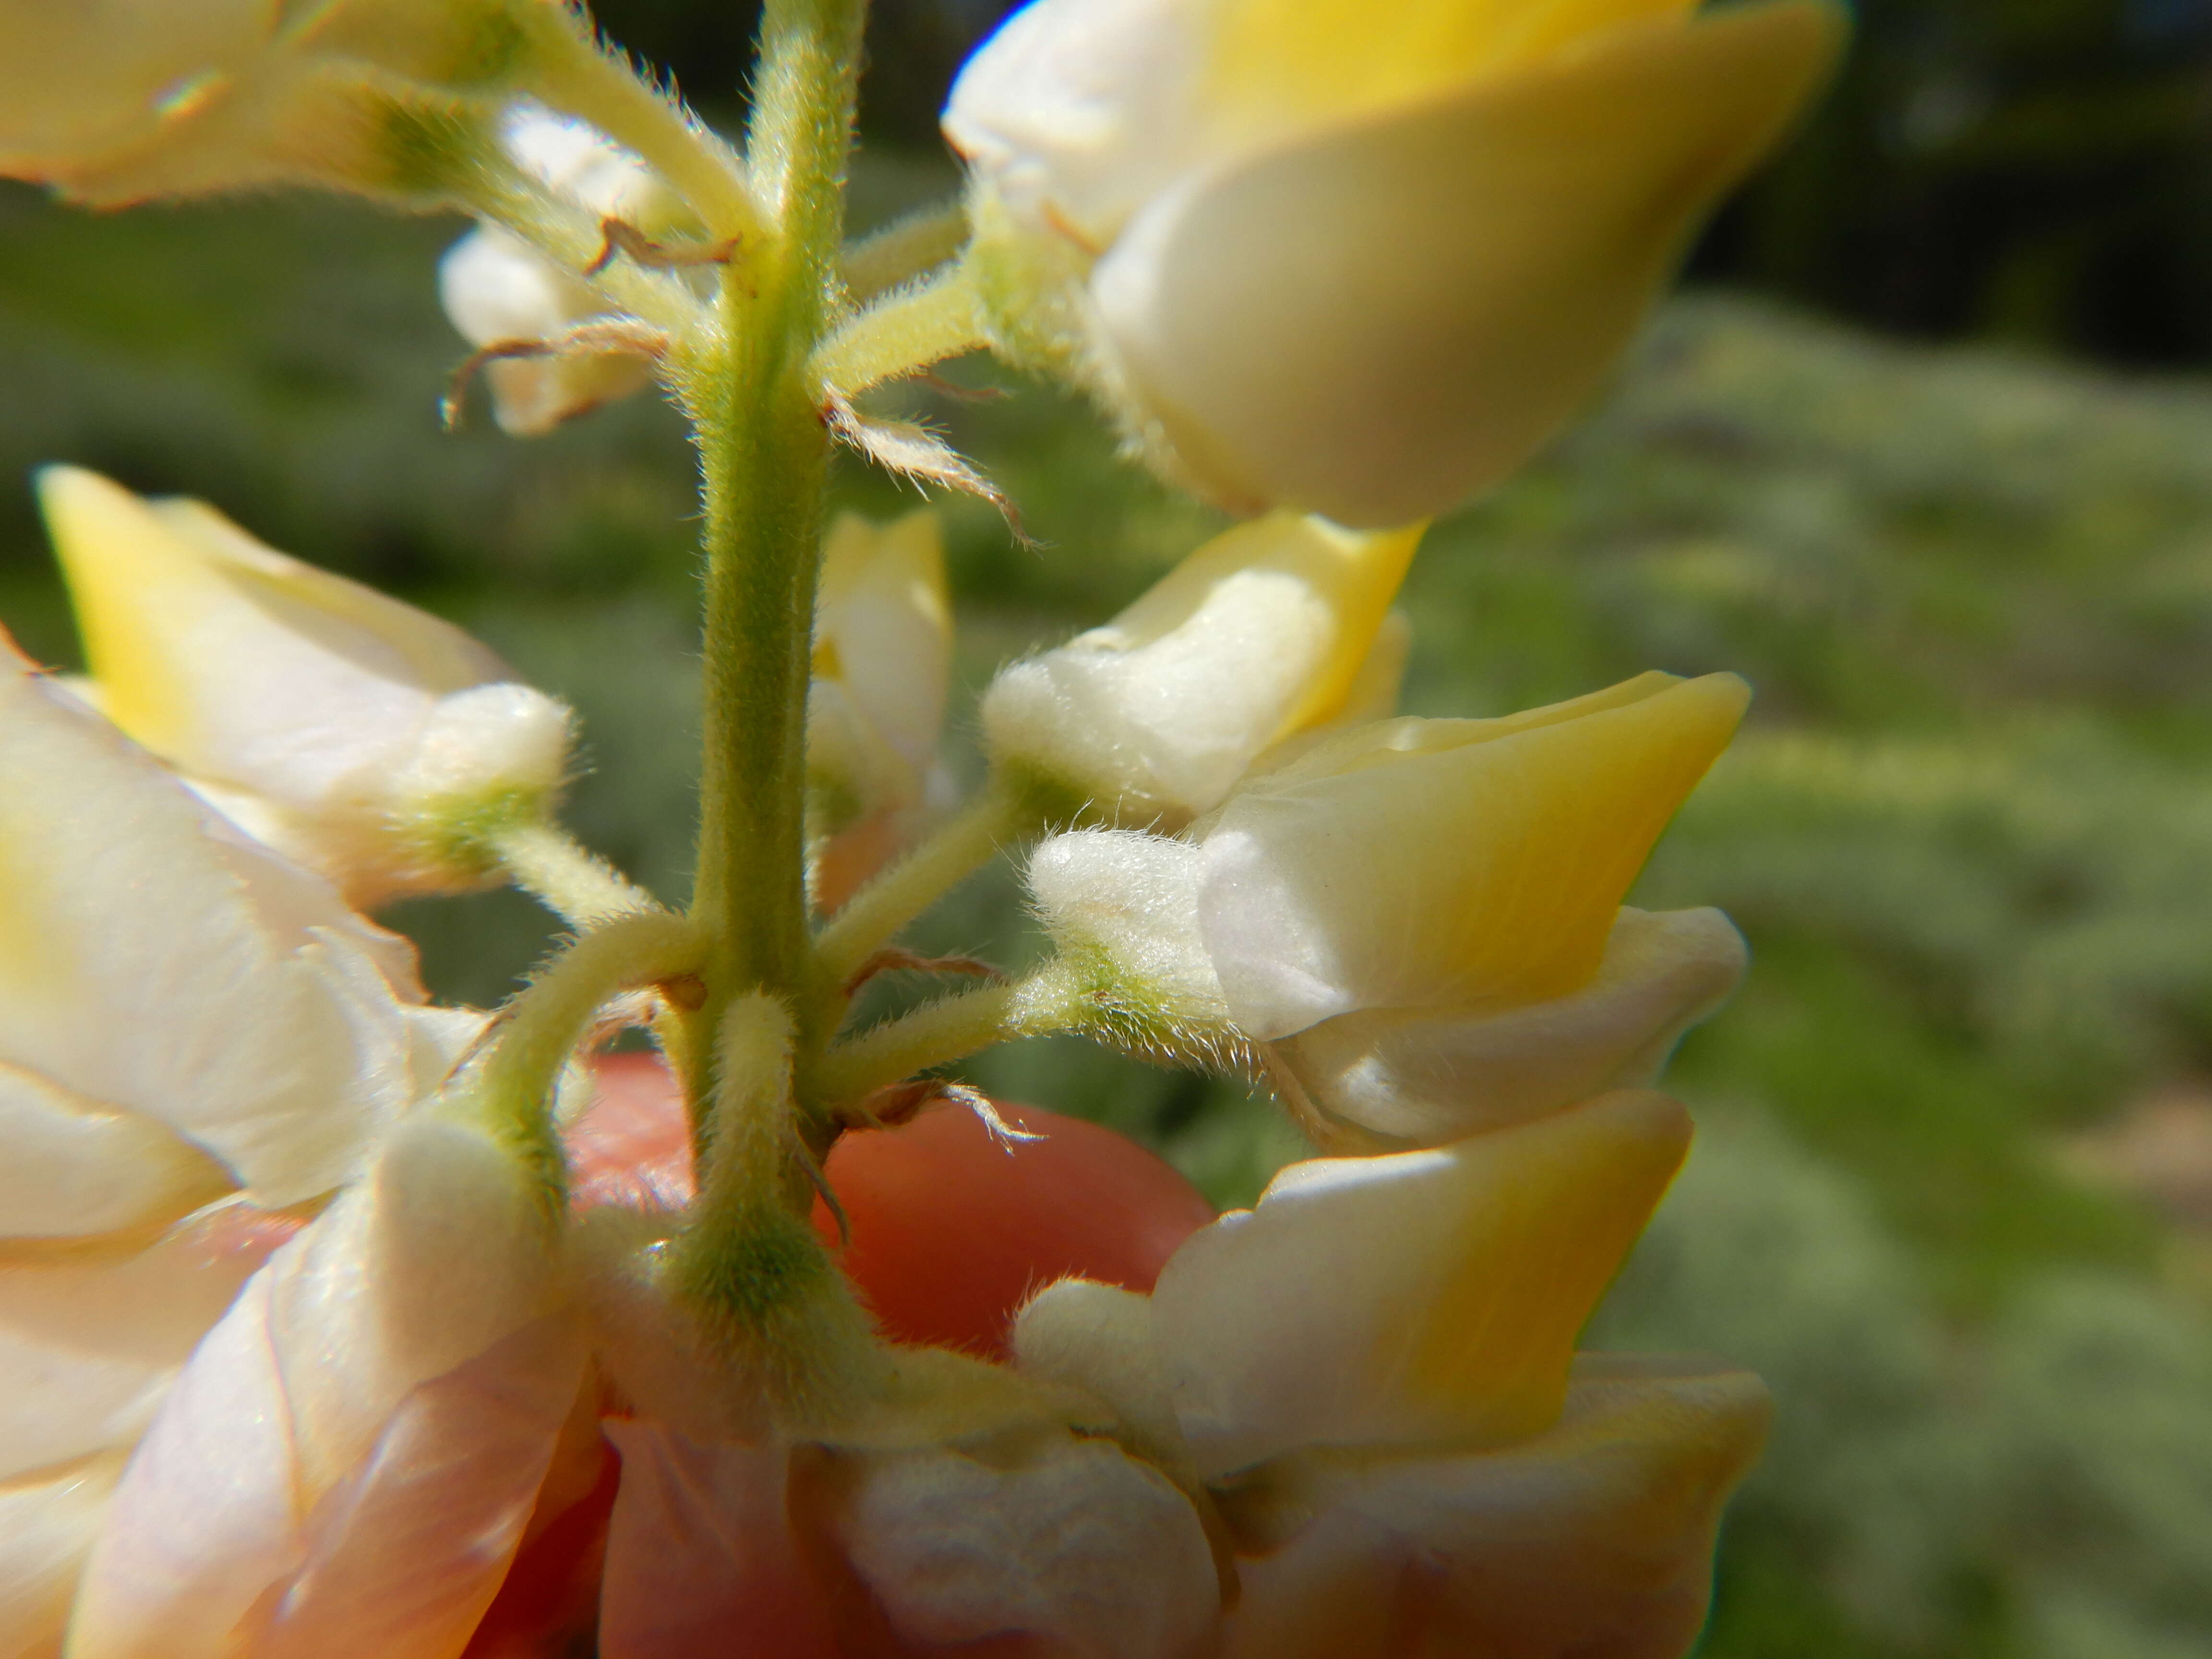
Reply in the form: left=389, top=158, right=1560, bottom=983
left=811, top=261, right=988, bottom=397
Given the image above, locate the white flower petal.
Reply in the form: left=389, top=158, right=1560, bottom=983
left=437, top=228, right=652, bottom=436
left=267, top=1115, right=563, bottom=1498
left=827, top=1434, right=1219, bottom=1659
left=1152, top=1093, right=1690, bottom=1477
left=1026, top=830, right=1230, bottom=1033
left=816, top=509, right=951, bottom=785
left=0, top=1064, right=230, bottom=1238
left=982, top=514, right=1419, bottom=824
left=66, top=1269, right=301, bottom=1659
left=41, top=468, right=506, bottom=802
left=0, top=640, right=414, bottom=1205
left=1194, top=674, right=1747, bottom=1041
left=1277, top=907, right=1746, bottom=1143
left=0, top=1208, right=290, bottom=1485
left=1012, top=1278, right=1187, bottom=1467
left=70, top=1117, right=568, bottom=1659
left=943, top=0, right=1211, bottom=247
left=240, top=1315, right=584, bottom=1659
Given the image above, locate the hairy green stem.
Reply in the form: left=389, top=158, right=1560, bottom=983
left=489, top=819, right=659, bottom=926
left=686, top=0, right=868, bottom=1116
left=814, top=961, right=1086, bottom=1111
left=842, top=200, right=973, bottom=303
left=527, top=15, right=763, bottom=244
left=811, top=260, right=988, bottom=396
left=810, top=783, right=1035, bottom=1013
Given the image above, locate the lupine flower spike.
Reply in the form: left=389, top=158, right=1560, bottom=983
left=0, top=0, right=1845, bottom=1653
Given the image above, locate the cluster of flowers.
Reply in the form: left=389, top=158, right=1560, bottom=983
left=0, top=0, right=1843, bottom=1655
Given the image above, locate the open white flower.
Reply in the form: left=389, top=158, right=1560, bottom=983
left=807, top=509, right=957, bottom=911
left=0, top=625, right=487, bottom=1654
left=40, top=466, right=575, bottom=907
left=983, top=511, right=1421, bottom=827
left=947, top=0, right=1846, bottom=526
left=1014, top=1091, right=1770, bottom=1659
left=1029, top=671, right=1750, bottom=1143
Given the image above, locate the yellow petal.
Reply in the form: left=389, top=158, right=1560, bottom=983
left=1094, top=0, right=1848, bottom=525
left=40, top=465, right=506, bottom=782
left=983, top=513, right=1421, bottom=822
left=815, top=508, right=951, bottom=781
left=1203, top=0, right=1695, bottom=146
left=1151, top=1090, right=1691, bottom=1477
left=1198, top=673, right=1747, bottom=1041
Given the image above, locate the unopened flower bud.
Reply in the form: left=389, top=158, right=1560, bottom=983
left=41, top=466, right=575, bottom=906
left=1025, top=673, right=1747, bottom=1131
left=983, top=512, right=1420, bottom=827
left=439, top=105, right=695, bottom=434
left=948, top=0, right=1845, bottom=526
left=807, top=509, right=955, bottom=910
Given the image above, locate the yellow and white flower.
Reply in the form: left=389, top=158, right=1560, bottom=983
left=807, top=509, right=957, bottom=911
left=1015, top=1091, right=1770, bottom=1659
left=946, top=0, right=1846, bottom=527
left=982, top=512, right=1420, bottom=828
left=1027, top=672, right=1749, bottom=1143
left=40, top=467, right=575, bottom=908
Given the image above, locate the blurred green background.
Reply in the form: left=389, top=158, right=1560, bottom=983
left=8, top=1, right=2212, bottom=1654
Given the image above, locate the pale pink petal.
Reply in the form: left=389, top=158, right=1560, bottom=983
left=0, top=1204, right=289, bottom=1483
left=596, top=1421, right=838, bottom=1659
left=67, top=1271, right=303, bottom=1659
left=242, top=1314, right=585, bottom=1659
